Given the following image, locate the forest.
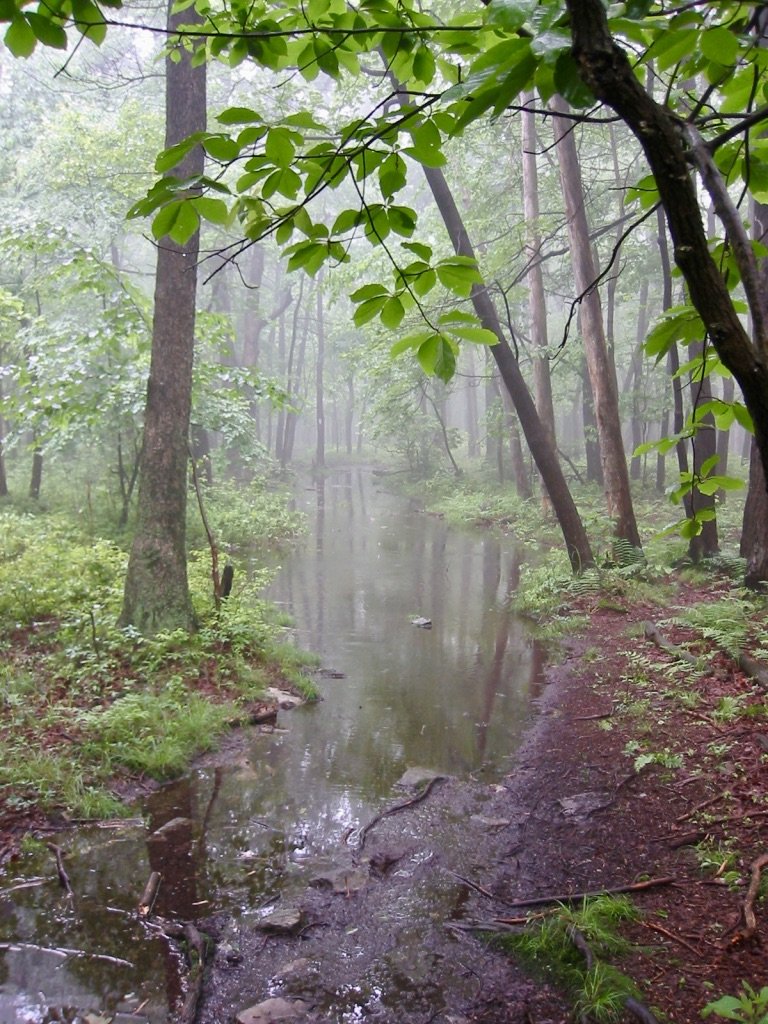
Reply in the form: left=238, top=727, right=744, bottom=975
left=1, top=0, right=768, bottom=1022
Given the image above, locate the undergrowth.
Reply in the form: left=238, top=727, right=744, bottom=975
left=494, top=896, right=642, bottom=1022
left=0, top=495, right=314, bottom=821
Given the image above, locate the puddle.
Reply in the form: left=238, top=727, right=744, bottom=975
left=0, top=469, right=545, bottom=1022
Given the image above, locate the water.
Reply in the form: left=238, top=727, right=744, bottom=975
left=0, top=468, right=545, bottom=1023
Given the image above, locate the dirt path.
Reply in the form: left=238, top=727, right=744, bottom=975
left=197, top=586, right=768, bottom=1024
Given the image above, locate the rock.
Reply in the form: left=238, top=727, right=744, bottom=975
left=470, top=815, right=511, bottom=829
left=264, top=687, right=304, bottom=708
left=368, top=846, right=406, bottom=876
left=257, top=907, right=303, bottom=933
left=411, top=616, right=432, bottom=628
left=396, top=767, right=444, bottom=790
left=236, top=997, right=310, bottom=1023
left=147, top=817, right=194, bottom=842
left=557, top=791, right=613, bottom=820
left=309, top=864, right=369, bottom=894
left=271, top=957, right=311, bottom=982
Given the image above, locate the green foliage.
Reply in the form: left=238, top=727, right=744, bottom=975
left=186, top=479, right=305, bottom=551
left=702, top=984, right=768, bottom=1024
left=497, top=896, right=641, bottom=1023
left=667, top=596, right=757, bottom=659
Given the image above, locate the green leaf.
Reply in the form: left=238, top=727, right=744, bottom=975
left=193, top=196, right=230, bottom=226
left=448, top=325, right=498, bottom=345
left=353, top=295, right=387, bottom=326
left=418, top=334, right=456, bottom=382
left=486, top=0, right=534, bottom=31
left=553, top=52, right=594, bottom=108
left=168, top=201, right=200, bottom=244
left=379, top=153, right=407, bottom=199
left=155, top=135, right=203, bottom=173
left=217, top=106, right=263, bottom=125
left=349, top=283, right=388, bottom=302
left=390, top=330, right=433, bottom=357
left=700, top=26, right=739, bottom=66
left=4, top=15, right=37, bottom=56
left=71, top=0, right=106, bottom=43
left=26, top=12, right=67, bottom=48
left=412, top=45, right=436, bottom=85
left=203, top=135, right=240, bottom=162
left=265, top=127, right=296, bottom=168
left=436, top=257, right=482, bottom=297
left=402, top=241, right=432, bottom=261
left=380, top=295, right=405, bottom=329
left=388, top=206, right=416, bottom=237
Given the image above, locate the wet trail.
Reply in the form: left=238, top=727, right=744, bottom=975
left=0, top=469, right=549, bottom=1024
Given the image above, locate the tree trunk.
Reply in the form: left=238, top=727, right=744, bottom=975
left=118, top=0, right=205, bottom=635
left=568, top=0, right=768, bottom=498
left=656, top=208, right=675, bottom=494
left=688, top=342, right=719, bottom=560
left=742, top=441, right=768, bottom=586
left=521, top=93, right=556, bottom=450
left=29, top=440, right=43, bottom=500
left=315, top=279, right=326, bottom=471
left=580, top=358, right=603, bottom=484
left=626, top=277, right=649, bottom=480
left=422, top=164, right=595, bottom=571
left=552, top=93, right=641, bottom=549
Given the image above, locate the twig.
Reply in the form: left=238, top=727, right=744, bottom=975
left=0, top=941, right=132, bottom=967
left=727, top=851, right=768, bottom=945
left=137, top=870, right=162, bottom=918
left=643, top=920, right=706, bottom=959
left=46, top=843, right=73, bottom=898
left=353, top=776, right=444, bottom=853
left=501, top=875, right=676, bottom=909
left=571, top=709, right=614, bottom=721
left=443, top=868, right=500, bottom=903
left=676, top=792, right=727, bottom=822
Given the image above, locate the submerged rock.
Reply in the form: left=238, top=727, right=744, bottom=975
left=236, top=997, right=310, bottom=1023
left=396, top=767, right=444, bottom=790
left=309, top=864, right=369, bottom=894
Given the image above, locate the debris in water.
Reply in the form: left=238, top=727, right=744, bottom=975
left=411, top=616, right=432, bottom=629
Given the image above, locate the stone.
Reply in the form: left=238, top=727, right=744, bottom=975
left=236, top=997, right=310, bottom=1023
left=470, top=815, right=511, bottom=829
left=309, top=865, right=369, bottom=894
left=411, top=616, right=432, bottom=628
left=265, top=687, right=304, bottom=708
left=257, top=907, right=303, bottom=933
left=557, top=791, right=613, bottom=820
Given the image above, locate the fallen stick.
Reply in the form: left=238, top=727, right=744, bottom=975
left=727, top=851, right=768, bottom=946
left=738, top=653, right=768, bottom=689
left=137, top=871, right=162, bottom=918
left=354, top=776, right=444, bottom=853
left=46, top=843, right=73, bottom=898
left=643, top=622, right=701, bottom=668
left=502, top=875, right=676, bottom=909
left=0, top=941, right=132, bottom=967
left=643, top=920, right=705, bottom=959
left=676, top=792, right=727, bottom=823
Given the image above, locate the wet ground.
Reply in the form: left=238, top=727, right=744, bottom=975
left=0, top=470, right=556, bottom=1022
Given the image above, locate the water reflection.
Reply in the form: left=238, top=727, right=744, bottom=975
left=0, top=468, right=544, bottom=1023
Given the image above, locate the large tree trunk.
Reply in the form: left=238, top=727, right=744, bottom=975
left=551, top=94, right=641, bottom=549
left=422, top=164, right=595, bottom=572
left=568, top=0, right=768, bottom=501
left=119, top=0, right=206, bottom=635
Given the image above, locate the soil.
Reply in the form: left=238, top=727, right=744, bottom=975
left=2, top=574, right=767, bottom=1023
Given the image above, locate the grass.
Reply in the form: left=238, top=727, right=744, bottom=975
left=0, top=490, right=315, bottom=822
left=494, top=896, right=642, bottom=1023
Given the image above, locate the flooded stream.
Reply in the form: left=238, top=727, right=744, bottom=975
left=0, top=469, right=545, bottom=1023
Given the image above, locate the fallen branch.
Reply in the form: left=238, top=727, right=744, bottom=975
left=353, top=776, right=444, bottom=854
left=727, top=851, right=768, bottom=946
left=738, top=652, right=768, bottom=690
left=0, top=941, right=132, bottom=967
left=676, top=792, right=728, bottom=823
left=643, top=920, right=705, bottom=959
left=138, top=871, right=162, bottom=918
left=46, top=843, right=73, bottom=898
left=643, top=622, right=701, bottom=669
left=502, top=875, right=676, bottom=909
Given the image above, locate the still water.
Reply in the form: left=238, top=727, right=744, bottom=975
left=0, top=468, right=544, bottom=1023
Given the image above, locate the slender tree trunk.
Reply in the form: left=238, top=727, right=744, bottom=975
left=581, top=359, right=603, bottom=484
left=315, top=280, right=326, bottom=471
left=688, top=341, right=719, bottom=560
left=464, top=347, right=480, bottom=459
left=505, top=391, right=532, bottom=498
left=715, top=376, right=734, bottom=501
left=521, top=93, right=556, bottom=450
left=626, top=277, right=649, bottom=480
left=552, top=94, right=641, bottom=549
left=422, top=164, right=595, bottom=571
left=28, top=442, right=43, bottom=500
left=656, top=208, right=675, bottom=494
left=119, top=0, right=205, bottom=634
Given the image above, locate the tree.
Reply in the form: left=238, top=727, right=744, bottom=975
left=118, top=0, right=206, bottom=634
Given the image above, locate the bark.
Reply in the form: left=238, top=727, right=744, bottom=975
left=627, top=277, right=649, bottom=480
left=551, top=94, right=641, bottom=548
left=715, top=376, right=734, bottom=500
left=29, top=442, right=42, bottom=500
left=656, top=209, right=676, bottom=495
left=521, top=93, right=556, bottom=450
left=687, top=342, right=719, bottom=561
left=422, top=164, right=595, bottom=572
left=581, top=358, right=603, bottom=484
left=742, top=442, right=768, bottom=586
left=567, top=0, right=768, bottom=493
left=118, top=0, right=206, bottom=634
left=315, top=279, right=326, bottom=471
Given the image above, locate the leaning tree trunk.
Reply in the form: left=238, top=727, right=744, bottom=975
left=422, top=164, right=595, bottom=572
left=551, top=94, right=641, bottom=549
left=119, top=0, right=206, bottom=635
